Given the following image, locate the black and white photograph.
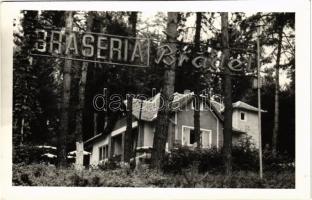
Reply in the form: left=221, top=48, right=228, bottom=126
left=0, top=1, right=311, bottom=199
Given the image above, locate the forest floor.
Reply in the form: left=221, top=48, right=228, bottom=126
left=12, top=163, right=295, bottom=188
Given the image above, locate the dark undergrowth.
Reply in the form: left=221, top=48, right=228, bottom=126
left=13, top=137, right=294, bottom=188
left=12, top=162, right=294, bottom=188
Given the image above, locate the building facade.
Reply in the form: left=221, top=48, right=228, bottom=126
left=85, top=92, right=265, bottom=166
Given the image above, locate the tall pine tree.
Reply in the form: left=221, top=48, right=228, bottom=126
left=221, top=12, right=233, bottom=176
left=151, top=12, right=178, bottom=170
left=57, top=11, right=74, bottom=168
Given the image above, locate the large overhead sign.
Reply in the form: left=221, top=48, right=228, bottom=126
left=32, top=29, right=150, bottom=68
left=32, top=29, right=255, bottom=73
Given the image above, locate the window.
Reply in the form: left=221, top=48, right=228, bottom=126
left=189, top=129, right=196, bottom=145
left=99, top=145, right=109, bottom=161
left=182, top=126, right=212, bottom=148
left=240, top=112, right=246, bottom=121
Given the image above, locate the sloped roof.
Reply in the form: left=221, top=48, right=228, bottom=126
left=125, top=92, right=194, bottom=122
left=130, top=93, right=160, bottom=122
left=84, top=132, right=103, bottom=145
left=233, top=101, right=266, bottom=112
left=210, top=100, right=224, bottom=112
left=171, top=92, right=195, bottom=111
left=209, top=100, right=266, bottom=113
left=126, top=93, right=266, bottom=122
left=232, top=127, right=246, bottom=134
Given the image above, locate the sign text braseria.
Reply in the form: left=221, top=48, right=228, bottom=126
left=35, top=29, right=150, bottom=67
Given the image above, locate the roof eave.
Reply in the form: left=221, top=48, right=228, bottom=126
left=84, top=133, right=103, bottom=145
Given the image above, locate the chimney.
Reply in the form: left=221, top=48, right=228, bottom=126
left=184, top=89, right=191, bottom=94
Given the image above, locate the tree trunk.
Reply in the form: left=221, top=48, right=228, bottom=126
left=124, top=95, right=133, bottom=163
left=129, top=12, right=137, bottom=37
left=193, top=12, right=202, bottom=148
left=20, top=118, right=25, bottom=146
left=93, top=113, right=98, bottom=136
left=57, top=11, right=74, bottom=168
left=272, top=24, right=283, bottom=157
left=151, top=12, right=178, bottom=170
left=221, top=12, right=233, bottom=176
left=74, top=12, right=95, bottom=170
left=123, top=12, right=137, bottom=163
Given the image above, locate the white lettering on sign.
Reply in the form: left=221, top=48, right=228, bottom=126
left=131, top=40, right=143, bottom=62
left=156, top=45, right=255, bottom=73
left=155, top=45, right=175, bottom=66
left=123, top=39, right=128, bottom=62
left=50, top=31, right=62, bottom=54
left=33, top=29, right=150, bottom=67
left=228, top=59, right=243, bottom=72
left=192, top=56, right=207, bottom=69
left=178, top=53, right=190, bottom=67
left=36, top=30, right=47, bottom=52
left=110, top=38, right=122, bottom=61
left=82, top=34, right=94, bottom=57
left=97, top=36, right=108, bottom=59
left=65, top=32, right=78, bottom=55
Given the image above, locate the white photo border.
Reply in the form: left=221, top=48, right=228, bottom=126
left=0, top=1, right=311, bottom=199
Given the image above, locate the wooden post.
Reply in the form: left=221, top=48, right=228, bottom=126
left=75, top=142, right=84, bottom=171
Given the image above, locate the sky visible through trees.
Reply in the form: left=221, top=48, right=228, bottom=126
left=12, top=10, right=295, bottom=171
left=13, top=11, right=292, bottom=87
left=138, top=12, right=292, bottom=87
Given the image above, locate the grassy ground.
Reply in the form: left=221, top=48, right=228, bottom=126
left=12, top=163, right=295, bottom=188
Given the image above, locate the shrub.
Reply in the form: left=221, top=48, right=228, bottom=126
left=162, top=136, right=296, bottom=174
left=197, top=147, right=224, bottom=173
left=13, top=145, right=43, bottom=164
left=232, top=136, right=259, bottom=171
left=12, top=163, right=294, bottom=188
left=134, top=167, right=172, bottom=187
left=190, top=170, right=294, bottom=188
left=162, top=137, right=259, bottom=174
left=98, top=159, right=120, bottom=171
left=162, top=146, right=224, bottom=174
left=13, top=145, right=57, bottom=165
left=262, top=147, right=295, bottom=173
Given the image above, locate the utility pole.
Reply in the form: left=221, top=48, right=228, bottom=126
left=257, top=25, right=263, bottom=179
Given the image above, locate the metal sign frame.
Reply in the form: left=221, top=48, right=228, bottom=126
left=32, top=29, right=151, bottom=68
